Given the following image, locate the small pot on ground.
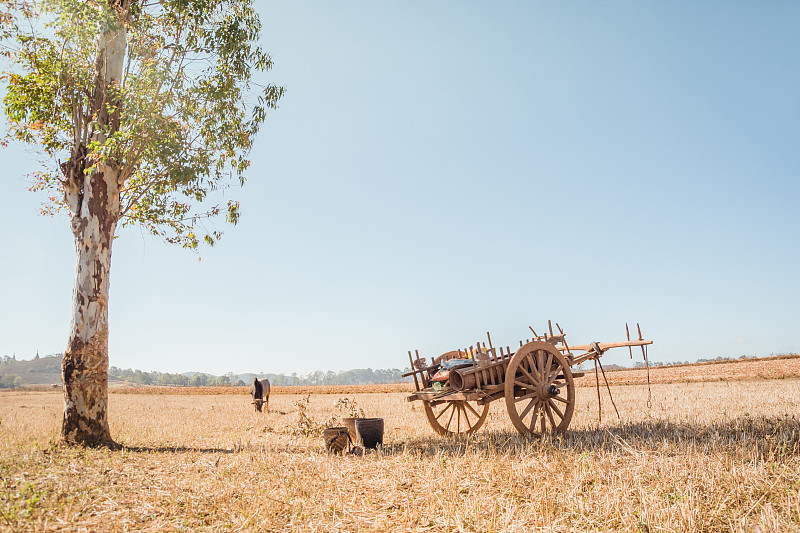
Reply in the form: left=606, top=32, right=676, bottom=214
left=355, top=418, right=384, bottom=449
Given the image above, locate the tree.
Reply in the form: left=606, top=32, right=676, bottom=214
left=2, top=0, right=282, bottom=445
left=0, top=372, right=22, bottom=389
left=190, top=373, right=209, bottom=387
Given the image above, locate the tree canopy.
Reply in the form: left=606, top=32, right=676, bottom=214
left=3, top=0, right=283, bottom=248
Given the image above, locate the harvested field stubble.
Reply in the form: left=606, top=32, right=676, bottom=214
left=576, top=354, right=800, bottom=386
left=1, top=380, right=799, bottom=532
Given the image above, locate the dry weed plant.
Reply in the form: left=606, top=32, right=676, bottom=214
left=332, top=397, right=366, bottom=420
left=293, top=395, right=321, bottom=437
left=0, top=378, right=799, bottom=532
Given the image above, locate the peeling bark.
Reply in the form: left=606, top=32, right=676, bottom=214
left=61, top=167, right=118, bottom=445
left=61, top=3, right=130, bottom=446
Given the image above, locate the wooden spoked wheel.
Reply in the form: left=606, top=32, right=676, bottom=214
left=504, top=341, right=575, bottom=437
left=423, top=399, right=489, bottom=436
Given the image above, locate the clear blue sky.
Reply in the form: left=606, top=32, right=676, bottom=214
left=2, top=2, right=798, bottom=375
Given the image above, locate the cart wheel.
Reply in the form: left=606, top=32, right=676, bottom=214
left=423, top=399, right=489, bottom=437
left=504, top=341, right=575, bottom=437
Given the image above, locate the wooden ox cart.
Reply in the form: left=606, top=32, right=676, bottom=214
left=403, top=322, right=652, bottom=437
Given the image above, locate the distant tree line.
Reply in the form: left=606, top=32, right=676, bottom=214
left=107, top=366, right=410, bottom=387
left=264, top=368, right=410, bottom=386
left=109, top=367, right=243, bottom=387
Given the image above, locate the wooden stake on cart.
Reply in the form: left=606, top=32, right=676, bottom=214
left=626, top=323, right=633, bottom=359
left=557, top=323, right=571, bottom=356
left=408, top=350, right=420, bottom=392
left=477, top=341, right=488, bottom=385
left=415, top=350, right=424, bottom=386
left=638, top=323, right=653, bottom=408
left=487, top=334, right=499, bottom=384
left=468, top=346, right=476, bottom=390
left=486, top=342, right=498, bottom=384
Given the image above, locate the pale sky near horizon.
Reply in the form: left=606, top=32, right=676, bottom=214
left=1, top=2, right=799, bottom=376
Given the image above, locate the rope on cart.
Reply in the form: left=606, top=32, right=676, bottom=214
left=594, top=358, right=602, bottom=424
left=645, top=344, right=652, bottom=409
left=597, top=358, right=620, bottom=420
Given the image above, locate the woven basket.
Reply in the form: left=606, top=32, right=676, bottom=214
left=323, top=427, right=350, bottom=454
left=355, top=418, right=384, bottom=449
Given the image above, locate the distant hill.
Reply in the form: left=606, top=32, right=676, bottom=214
left=0, top=354, right=63, bottom=386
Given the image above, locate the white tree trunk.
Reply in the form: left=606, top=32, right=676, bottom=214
left=61, top=11, right=128, bottom=446
left=61, top=188, right=118, bottom=445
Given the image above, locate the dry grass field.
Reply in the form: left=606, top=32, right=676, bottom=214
left=573, top=355, right=800, bottom=387
left=1, top=376, right=799, bottom=531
